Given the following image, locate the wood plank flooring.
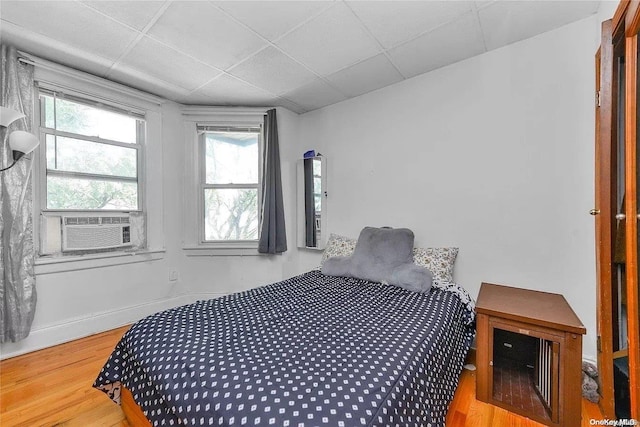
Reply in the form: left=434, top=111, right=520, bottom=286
left=0, top=326, right=604, bottom=426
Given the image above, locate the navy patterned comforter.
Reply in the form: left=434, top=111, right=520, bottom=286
left=94, top=270, right=475, bottom=427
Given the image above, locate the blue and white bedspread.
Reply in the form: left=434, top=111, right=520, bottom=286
left=94, top=270, right=475, bottom=427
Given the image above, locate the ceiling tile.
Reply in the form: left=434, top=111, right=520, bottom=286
left=109, top=66, right=190, bottom=101
left=479, top=1, right=600, bottom=51
left=215, top=1, right=330, bottom=42
left=195, top=74, right=278, bottom=106
left=273, top=97, right=307, bottom=114
left=0, top=20, right=114, bottom=77
left=326, top=54, right=403, bottom=98
left=81, top=1, right=166, bottom=31
left=475, top=1, right=498, bottom=10
left=275, top=2, right=380, bottom=76
left=228, top=47, right=317, bottom=96
left=119, top=36, right=221, bottom=91
left=347, top=0, right=473, bottom=49
left=0, top=1, right=139, bottom=61
left=282, top=79, right=347, bottom=111
left=388, top=12, right=486, bottom=79
left=146, top=1, right=268, bottom=70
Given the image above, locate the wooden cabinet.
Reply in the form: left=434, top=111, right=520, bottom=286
left=476, top=283, right=586, bottom=427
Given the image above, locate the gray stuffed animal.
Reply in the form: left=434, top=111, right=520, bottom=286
left=582, top=361, right=599, bottom=403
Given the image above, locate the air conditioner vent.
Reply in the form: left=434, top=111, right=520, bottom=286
left=62, top=215, right=132, bottom=251
left=101, top=216, right=130, bottom=225
left=63, top=216, right=130, bottom=226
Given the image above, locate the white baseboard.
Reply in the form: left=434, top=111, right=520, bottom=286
left=0, top=294, right=192, bottom=360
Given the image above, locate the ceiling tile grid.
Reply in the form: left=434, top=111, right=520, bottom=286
left=345, top=0, right=474, bottom=50
left=387, top=11, right=487, bottom=79
left=1, top=0, right=140, bottom=62
left=227, top=46, right=318, bottom=96
left=274, top=1, right=381, bottom=76
left=0, top=0, right=602, bottom=113
left=81, top=1, right=166, bottom=32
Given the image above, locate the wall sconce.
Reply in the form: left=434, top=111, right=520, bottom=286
left=1, top=106, right=39, bottom=172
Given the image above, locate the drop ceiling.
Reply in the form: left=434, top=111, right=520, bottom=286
left=0, top=0, right=601, bottom=114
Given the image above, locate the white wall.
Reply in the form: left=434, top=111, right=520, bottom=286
left=297, top=16, right=599, bottom=360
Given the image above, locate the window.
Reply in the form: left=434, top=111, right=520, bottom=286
left=199, top=126, right=261, bottom=242
left=39, top=91, right=144, bottom=211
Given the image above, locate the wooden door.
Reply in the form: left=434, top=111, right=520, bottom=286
left=595, top=2, right=640, bottom=418
left=595, top=18, right=615, bottom=418
left=623, top=5, right=640, bottom=417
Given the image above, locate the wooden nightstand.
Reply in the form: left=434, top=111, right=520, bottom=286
left=475, top=283, right=586, bottom=427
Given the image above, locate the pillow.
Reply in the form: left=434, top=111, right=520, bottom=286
left=320, top=233, right=458, bottom=283
left=322, top=227, right=433, bottom=293
left=412, top=247, right=458, bottom=283
left=320, top=233, right=357, bottom=265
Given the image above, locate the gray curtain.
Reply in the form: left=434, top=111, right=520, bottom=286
left=258, top=109, right=287, bottom=254
left=1, top=45, right=37, bottom=343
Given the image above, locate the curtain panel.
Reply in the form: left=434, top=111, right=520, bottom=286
left=258, top=109, right=287, bottom=254
left=0, top=45, right=37, bottom=343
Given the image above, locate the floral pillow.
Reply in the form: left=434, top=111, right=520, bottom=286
left=320, top=233, right=458, bottom=283
left=412, top=247, right=458, bottom=283
left=320, top=233, right=357, bottom=265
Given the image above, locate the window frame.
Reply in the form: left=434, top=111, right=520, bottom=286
left=181, top=107, right=267, bottom=255
left=37, top=88, right=145, bottom=213
left=26, top=54, right=165, bottom=272
left=198, top=125, right=262, bottom=244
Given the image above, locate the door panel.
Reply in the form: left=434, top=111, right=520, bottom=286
left=595, top=19, right=617, bottom=419
left=626, top=30, right=640, bottom=420
left=596, top=6, right=640, bottom=418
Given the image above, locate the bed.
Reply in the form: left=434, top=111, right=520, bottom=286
left=94, top=269, right=474, bottom=427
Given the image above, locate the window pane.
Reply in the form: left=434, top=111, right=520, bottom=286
left=47, top=175, right=138, bottom=210
left=42, top=95, right=55, bottom=129
left=204, top=188, right=258, bottom=241
left=45, top=134, right=56, bottom=170
left=41, top=94, right=138, bottom=144
left=46, top=135, right=137, bottom=178
left=205, top=132, right=258, bottom=184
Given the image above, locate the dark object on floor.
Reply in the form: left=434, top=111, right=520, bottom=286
left=613, top=356, right=631, bottom=418
left=581, top=360, right=599, bottom=403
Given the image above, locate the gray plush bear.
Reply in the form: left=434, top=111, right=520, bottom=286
left=582, top=361, right=599, bottom=403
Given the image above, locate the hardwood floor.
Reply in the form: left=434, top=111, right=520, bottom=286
left=0, top=326, right=604, bottom=427
left=1, top=326, right=131, bottom=427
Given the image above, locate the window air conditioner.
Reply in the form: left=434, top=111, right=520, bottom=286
left=61, top=215, right=132, bottom=251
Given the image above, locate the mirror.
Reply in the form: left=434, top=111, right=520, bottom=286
left=297, top=156, right=326, bottom=249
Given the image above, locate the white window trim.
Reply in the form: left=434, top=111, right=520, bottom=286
left=28, top=54, right=165, bottom=270
left=34, top=249, right=166, bottom=275
left=182, top=106, right=268, bottom=256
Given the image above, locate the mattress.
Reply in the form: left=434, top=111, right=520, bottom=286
left=94, top=270, right=475, bottom=427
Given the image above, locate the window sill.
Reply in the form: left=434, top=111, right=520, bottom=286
left=34, top=248, right=166, bottom=275
left=182, top=244, right=267, bottom=257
